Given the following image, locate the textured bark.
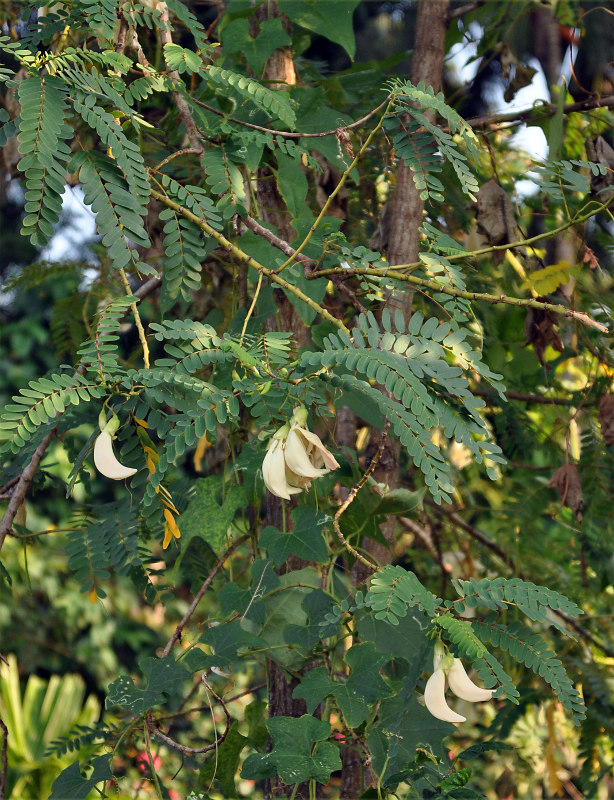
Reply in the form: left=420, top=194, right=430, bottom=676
left=256, top=7, right=313, bottom=799
left=345, top=3, right=451, bottom=793
left=355, top=0, right=450, bottom=584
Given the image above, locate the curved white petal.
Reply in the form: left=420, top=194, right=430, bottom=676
left=424, top=669, right=466, bottom=724
left=294, top=427, right=340, bottom=470
left=94, top=431, right=137, bottom=480
left=447, top=659, right=494, bottom=703
left=284, top=428, right=328, bottom=478
left=263, top=440, right=301, bottom=500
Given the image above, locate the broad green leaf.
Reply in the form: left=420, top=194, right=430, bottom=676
left=222, top=17, right=291, bottom=73
left=199, top=722, right=247, bottom=796
left=49, top=755, right=112, bottom=800
left=293, top=642, right=392, bottom=727
left=199, top=619, right=263, bottom=667
left=259, top=506, right=329, bottom=566
left=368, top=694, right=453, bottom=784
left=283, top=0, right=360, bottom=58
left=241, top=715, right=341, bottom=784
left=106, top=657, right=188, bottom=715
left=177, top=475, right=246, bottom=554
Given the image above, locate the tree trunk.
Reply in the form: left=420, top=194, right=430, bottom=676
left=255, top=6, right=314, bottom=799
left=343, top=2, right=450, bottom=793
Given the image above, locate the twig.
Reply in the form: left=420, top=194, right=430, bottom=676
left=426, top=501, right=514, bottom=568
left=467, top=94, right=614, bottom=132
left=274, top=99, right=394, bottom=274
left=0, top=428, right=56, bottom=552
left=0, top=274, right=162, bottom=556
left=447, top=1, right=486, bottom=20
left=119, top=268, right=150, bottom=369
left=188, top=94, right=392, bottom=139
left=472, top=388, right=597, bottom=406
left=333, top=420, right=391, bottom=572
left=149, top=187, right=350, bottom=335
left=317, top=267, right=608, bottom=333
left=0, top=716, right=7, bottom=800
left=427, top=501, right=614, bottom=657
left=161, top=535, right=249, bottom=657
left=147, top=676, right=232, bottom=754
left=242, top=215, right=315, bottom=269
left=143, top=720, right=164, bottom=800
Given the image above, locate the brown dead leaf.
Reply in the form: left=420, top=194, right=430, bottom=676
left=599, top=394, right=614, bottom=446
left=548, top=463, right=583, bottom=521
left=523, top=305, right=564, bottom=365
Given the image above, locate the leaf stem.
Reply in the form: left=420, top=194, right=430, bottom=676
left=119, top=268, right=150, bottom=368
left=149, top=187, right=350, bottom=335
left=316, top=267, right=608, bottom=333
left=274, top=100, right=394, bottom=274
left=333, top=420, right=391, bottom=573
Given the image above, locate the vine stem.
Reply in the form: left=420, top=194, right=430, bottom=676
left=0, top=716, right=7, bottom=800
left=143, top=720, right=164, bottom=800
left=119, top=268, right=150, bottom=368
left=315, top=267, right=608, bottom=333
left=333, top=419, right=391, bottom=572
left=148, top=186, right=350, bottom=335
left=274, top=99, right=395, bottom=274
left=147, top=676, right=232, bottom=755
left=161, top=534, right=249, bottom=658
left=239, top=270, right=263, bottom=346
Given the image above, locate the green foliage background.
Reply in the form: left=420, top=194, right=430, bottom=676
left=1, top=1, right=614, bottom=798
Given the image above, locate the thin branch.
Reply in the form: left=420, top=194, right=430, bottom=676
left=162, top=535, right=249, bottom=657
left=447, top=1, right=486, bottom=20
left=188, top=94, right=392, bottom=139
left=242, top=215, right=315, bottom=269
left=119, top=268, right=150, bottom=369
left=426, top=500, right=514, bottom=568
left=467, top=94, right=614, bottom=132
left=316, top=267, right=608, bottom=333
left=334, top=420, right=391, bottom=572
left=427, top=501, right=614, bottom=658
left=0, top=274, right=162, bottom=556
left=147, top=676, right=232, bottom=755
left=0, top=428, right=57, bottom=552
left=0, top=716, right=7, bottom=800
left=274, top=100, right=394, bottom=274
left=149, top=186, right=349, bottom=334
left=472, top=388, right=598, bottom=406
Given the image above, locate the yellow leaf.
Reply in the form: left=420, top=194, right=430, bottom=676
left=162, top=524, right=173, bottom=549
left=133, top=417, right=149, bottom=429
left=89, top=587, right=98, bottom=604
left=193, top=434, right=209, bottom=472
left=522, top=261, right=573, bottom=296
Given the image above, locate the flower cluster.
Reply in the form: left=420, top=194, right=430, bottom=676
left=424, top=644, right=494, bottom=724
left=262, top=406, right=340, bottom=500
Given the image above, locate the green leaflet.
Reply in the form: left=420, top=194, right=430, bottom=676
left=17, top=75, right=71, bottom=246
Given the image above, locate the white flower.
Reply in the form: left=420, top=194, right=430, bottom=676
left=423, top=645, right=493, bottom=723
left=262, top=407, right=340, bottom=499
left=93, top=412, right=137, bottom=481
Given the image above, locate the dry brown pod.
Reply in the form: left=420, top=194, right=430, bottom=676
left=598, top=394, right=614, bottom=446
left=548, top=463, right=583, bottom=522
